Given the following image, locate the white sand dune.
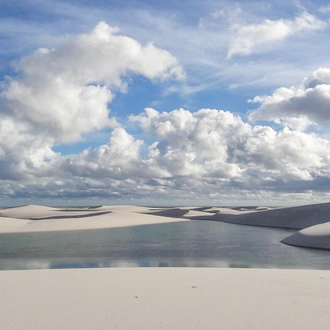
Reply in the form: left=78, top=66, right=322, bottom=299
left=202, top=206, right=270, bottom=214
left=213, top=202, right=330, bottom=229
left=136, top=202, right=330, bottom=251
left=206, top=202, right=330, bottom=251
left=181, top=210, right=214, bottom=218
left=0, top=204, right=161, bottom=220
left=0, top=204, right=58, bottom=219
left=97, top=205, right=160, bottom=213
left=200, top=206, right=234, bottom=213
left=144, top=206, right=252, bottom=220
left=0, top=205, right=189, bottom=233
left=143, top=207, right=190, bottom=218
left=2, top=202, right=330, bottom=249
left=282, top=222, right=330, bottom=250
left=0, top=268, right=329, bottom=330
left=0, top=216, right=30, bottom=227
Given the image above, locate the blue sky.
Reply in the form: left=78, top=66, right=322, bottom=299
left=1, top=0, right=330, bottom=206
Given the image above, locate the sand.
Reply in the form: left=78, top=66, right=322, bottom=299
left=2, top=203, right=330, bottom=250
left=211, top=202, right=330, bottom=229
left=0, top=205, right=189, bottom=233
left=1, top=203, right=330, bottom=329
left=282, top=222, right=330, bottom=250
left=0, top=267, right=329, bottom=330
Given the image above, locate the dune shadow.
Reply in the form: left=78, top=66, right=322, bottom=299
left=144, top=208, right=190, bottom=218
left=30, top=211, right=112, bottom=220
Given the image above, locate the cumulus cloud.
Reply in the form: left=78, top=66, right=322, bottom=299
left=0, top=115, right=56, bottom=180
left=227, top=11, right=326, bottom=58
left=2, top=106, right=330, bottom=204
left=58, top=128, right=169, bottom=180
left=2, top=20, right=330, bottom=205
left=129, top=108, right=330, bottom=184
left=0, top=21, right=184, bottom=180
left=1, top=22, right=184, bottom=143
left=249, top=68, right=330, bottom=126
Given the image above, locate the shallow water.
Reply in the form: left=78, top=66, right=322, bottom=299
left=0, top=221, right=329, bottom=270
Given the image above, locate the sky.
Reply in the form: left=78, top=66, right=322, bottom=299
left=1, top=0, right=330, bottom=207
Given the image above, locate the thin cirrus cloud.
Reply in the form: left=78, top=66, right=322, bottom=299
left=227, top=11, right=327, bottom=58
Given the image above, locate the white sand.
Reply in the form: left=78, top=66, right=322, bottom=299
left=0, top=205, right=189, bottom=233
left=2, top=202, right=330, bottom=249
left=214, top=202, right=330, bottom=229
left=1, top=204, right=330, bottom=328
left=282, top=222, right=330, bottom=250
left=0, top=204, right=59, bottom=219
left=0, top=268, right=329, bottom=330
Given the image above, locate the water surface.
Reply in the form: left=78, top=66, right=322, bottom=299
left=0, top=221, right=329, bottom=270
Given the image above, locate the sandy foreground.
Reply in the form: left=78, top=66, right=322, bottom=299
left=0, top=267, right=330, bottom=330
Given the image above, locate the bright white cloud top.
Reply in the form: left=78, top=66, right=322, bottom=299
left=1, top=0, right=330, bottom=206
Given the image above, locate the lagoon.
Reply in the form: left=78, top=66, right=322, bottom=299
left=0, top=221, right=329, bottom=270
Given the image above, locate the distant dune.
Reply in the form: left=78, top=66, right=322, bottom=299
left=1, top=202, right=330, bottom=250
left=210, top=202, right=330, bottom=229
left=143, top=202, right=330, bottom=251
left=0, top=204, right=189, bottom=233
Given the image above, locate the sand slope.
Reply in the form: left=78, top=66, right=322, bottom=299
left=282, top=222, right=330, bottom=250
left=212, top=202, right=330, bottom=229
left=0, top=204, right=58, bottom=219
left=0, top=268, right=329, bottom=330
left=143, top=202, right=330, bottom=229
left=0, top=205, right=188, bottom=233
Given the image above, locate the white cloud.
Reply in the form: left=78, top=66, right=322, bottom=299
left=3, top=1, right=329, bottom=95
left=227, top=11, right=327, bottom=58
left=1, top=21, right=184, bottom=143
left=58, top=128, right=168, bottom=180
left=319, top=5, right=330, bottom=14
left=2, top=107, right=330, bottom=205
left=2, top=8, right=330, bottom=205
left=0, top=115, right=56, bottom=180
left=0, top=21, right=184, bottom=181
left=1, top=108, right=330, bottom=206
left=249, top=68, right=330, bottom=125
left=130, top=108, right=330, bottom=183
left=4, top=105, right=325, bottom=192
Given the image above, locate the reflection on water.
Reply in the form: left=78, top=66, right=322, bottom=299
left=0, top=221, right=329, bottom=271
left=0, top=257, right=251, bottom=271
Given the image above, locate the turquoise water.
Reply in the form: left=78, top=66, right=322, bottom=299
left=0, top=221, right=329, bottom=270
